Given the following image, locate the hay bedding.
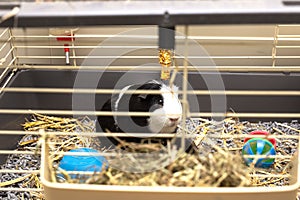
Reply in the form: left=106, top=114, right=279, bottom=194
left=0, top=114, right=299, bottom=200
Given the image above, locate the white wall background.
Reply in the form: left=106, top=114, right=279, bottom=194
left=3, top=24, right=300, bottom=67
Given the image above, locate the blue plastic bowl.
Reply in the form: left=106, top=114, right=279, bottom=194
left=58, top=148, right=108, bottom=180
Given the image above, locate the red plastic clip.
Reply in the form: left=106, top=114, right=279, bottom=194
left=244, top=130, right=276, bottom=148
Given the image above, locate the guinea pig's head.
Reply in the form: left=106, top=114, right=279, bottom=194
left=140, top=82, right=182, bottom=133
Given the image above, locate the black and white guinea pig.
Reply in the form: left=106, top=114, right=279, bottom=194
left=97, top=80, right=183, bottom=143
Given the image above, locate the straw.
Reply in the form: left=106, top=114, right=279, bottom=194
left=1, top=114, right=299, bottom=200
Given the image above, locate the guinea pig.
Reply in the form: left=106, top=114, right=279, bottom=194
left=97, top=80, right=197, bottom=153
left=97, top=80, right=184, bottom=143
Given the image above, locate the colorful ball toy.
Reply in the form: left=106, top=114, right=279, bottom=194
left=242, top=138, right=276, bottom=168
left=244, top=130, right=276, bottom=148
left=58, top=148, right=108, bottom=181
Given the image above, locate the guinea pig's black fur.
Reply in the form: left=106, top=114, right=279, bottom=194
left=98, top=82, right=163, bottom=133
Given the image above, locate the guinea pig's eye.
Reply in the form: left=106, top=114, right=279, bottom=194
left=158, top=99, right=163, bottom=105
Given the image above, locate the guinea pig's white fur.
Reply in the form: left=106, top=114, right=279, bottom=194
left=148, top=83, right=182, bottom=133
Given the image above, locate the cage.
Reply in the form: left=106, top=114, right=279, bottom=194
left=0, top=1, right=299, bottom=200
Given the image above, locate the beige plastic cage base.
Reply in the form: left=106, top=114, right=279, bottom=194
left=41, top=138, right=300, bottom=200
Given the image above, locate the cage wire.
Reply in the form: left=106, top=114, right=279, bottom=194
left=0, top=24, right=298, bottom=199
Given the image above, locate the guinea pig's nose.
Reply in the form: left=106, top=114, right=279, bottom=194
left=169, top=118, right=179, bottom=122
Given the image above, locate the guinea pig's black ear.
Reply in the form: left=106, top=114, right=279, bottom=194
left=138, top=94, right=148, bottom=99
